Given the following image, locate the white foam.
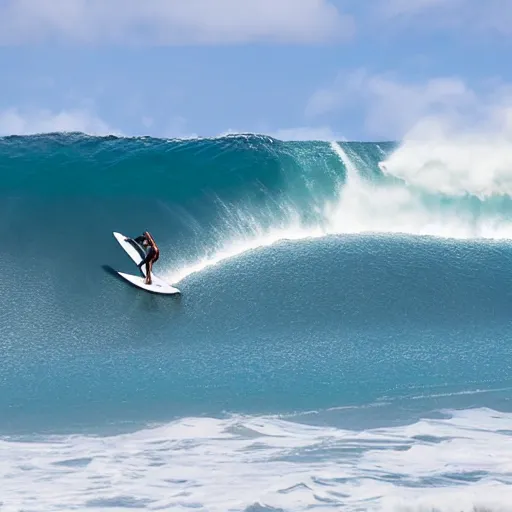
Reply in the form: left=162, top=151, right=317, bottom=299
left=379, top=117, right=512, bottom=199
left=1, top=408, right=512, bottom=511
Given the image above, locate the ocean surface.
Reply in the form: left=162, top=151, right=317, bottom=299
left=1, top=133, right=512, bottom=511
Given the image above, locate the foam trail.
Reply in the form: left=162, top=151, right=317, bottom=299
left=165, top=212, right=324, bottom=283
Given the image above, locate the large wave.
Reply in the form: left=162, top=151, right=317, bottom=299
left=1, top=132, right=512, bottom=433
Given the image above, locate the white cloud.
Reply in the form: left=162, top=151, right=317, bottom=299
left=0, top=108, right=118, bottom=136
left=306, top=69, right=493, bottom=139
left=378, top=0, right=512, bottom=35
left=0, top=0, right=354, bottom=45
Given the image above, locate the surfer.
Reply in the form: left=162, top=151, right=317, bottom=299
left=130, top=231, right=160, bottom=285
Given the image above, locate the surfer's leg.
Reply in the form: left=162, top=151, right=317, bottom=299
left=143, top=247, right=156, bottom=284
left=145, top=260, right=153, bottom=285
left=138, top=252, right=150, bottom=275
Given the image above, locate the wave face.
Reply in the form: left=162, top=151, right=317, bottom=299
left=1, top=133, right=512, bottom=511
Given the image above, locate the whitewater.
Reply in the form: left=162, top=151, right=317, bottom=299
left=1, top=133, right=512, bottom=511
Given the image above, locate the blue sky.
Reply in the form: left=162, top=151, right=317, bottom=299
left=0, top=0, right=511, bottom=140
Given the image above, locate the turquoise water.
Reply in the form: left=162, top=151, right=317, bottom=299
left=1, top=133, right=512, bottom=511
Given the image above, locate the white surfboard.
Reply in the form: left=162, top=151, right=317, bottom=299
left=113, top=231, right=181, bottom=295
left=113, top=231, right=145, bottom=268
left=117, top=272, right=180, bottom=295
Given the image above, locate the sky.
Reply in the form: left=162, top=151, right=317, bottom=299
left=0, top=0, right=511, bottom=141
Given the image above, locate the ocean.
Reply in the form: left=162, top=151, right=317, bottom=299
left=1, top=133, right=512, bottom=511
